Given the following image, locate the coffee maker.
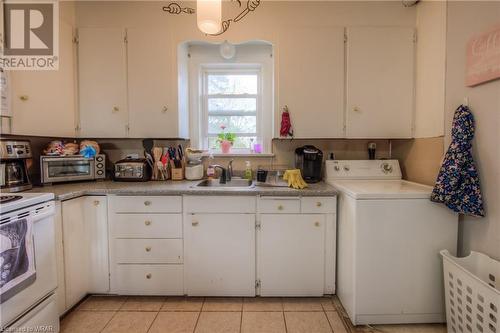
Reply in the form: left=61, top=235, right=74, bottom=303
left=295, top=145, right=323, bottom=183
left=0, top=139, right=33, bottom=192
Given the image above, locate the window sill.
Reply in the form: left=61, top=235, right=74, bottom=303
left=202, top=153, right=275, bottom=158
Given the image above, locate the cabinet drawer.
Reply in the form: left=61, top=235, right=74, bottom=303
left=259, top=198, right=300, bottom=214
left=301, top=197, right=336, bottom=214
left=114, top=239, right=183, bottom=264
left=114, top=264, right=183, bottom=295
left=112, top=214, right=182, bottom=238
left=184, top=196, right=256, bottom=213
left=111, top=196, right=182, bottom=213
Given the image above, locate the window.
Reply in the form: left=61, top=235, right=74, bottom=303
left=201, top=68, right=261, bottom=153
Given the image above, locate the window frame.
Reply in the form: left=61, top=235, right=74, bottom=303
left=200, top=66, right=263, bottom=153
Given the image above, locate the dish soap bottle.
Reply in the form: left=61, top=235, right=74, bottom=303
left=244, top=161, right=253, bottom=180
left=206, top=151, right=215, bottom=179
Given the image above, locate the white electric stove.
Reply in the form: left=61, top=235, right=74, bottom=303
left=326, top=160, right=458, bottom=325
left=0, top=192, right=59, bottom=332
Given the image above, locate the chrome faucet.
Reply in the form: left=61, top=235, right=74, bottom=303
left=227, top=160, right=233, bottom=182
left=212, top=165, right=227, bottom=184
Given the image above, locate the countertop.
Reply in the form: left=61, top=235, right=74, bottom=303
left=27, top=180, right=337, bottom=201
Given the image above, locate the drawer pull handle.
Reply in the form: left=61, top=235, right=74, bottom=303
left=146, top=273, right=152, bottom=279
left=144, top=220, right=151, bottom=226
left=93, top=200, right=100, bottom=206
left=144, top=201, right=151, bottom=206
left=145, top=246, right=152, bottom=252
left=192, top=221, right=199, bottom=226
left=314, top=222, right=320, bottom=227
left=277, top=205, right=284, bottom=211
left=316, top=202, right=322, bottom=207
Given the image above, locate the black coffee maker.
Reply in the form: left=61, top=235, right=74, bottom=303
left=295, top=145, right=323, bottom=183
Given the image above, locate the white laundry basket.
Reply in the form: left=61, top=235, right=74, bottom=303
left=441, top=250, right=500, bottom=333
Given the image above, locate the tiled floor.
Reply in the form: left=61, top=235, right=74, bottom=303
left=61, top=295, right=447, bottom=333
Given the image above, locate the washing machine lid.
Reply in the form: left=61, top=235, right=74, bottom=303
left=331, top=179, right=432, bottom=199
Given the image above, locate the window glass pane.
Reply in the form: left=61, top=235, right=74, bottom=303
left=208, top=98, right=256, bottom=113
left=209, top=136, right=257, bottom=150
left=208, top=74, right=258, bottom=95
left=208, top=115, right=256, bottom=134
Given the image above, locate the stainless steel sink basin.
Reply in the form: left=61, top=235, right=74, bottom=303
left=195, top=179, right=254, bottom=188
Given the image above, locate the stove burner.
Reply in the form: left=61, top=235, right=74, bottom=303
left=0, top=195, right=23, bottom=204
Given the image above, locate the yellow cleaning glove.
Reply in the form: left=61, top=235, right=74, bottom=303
left=283, top=169, right=308, bottom=189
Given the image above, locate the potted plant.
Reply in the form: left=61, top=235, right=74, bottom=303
left=217, top=125, right=236, bottom=154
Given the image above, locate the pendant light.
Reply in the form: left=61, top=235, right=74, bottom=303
left=197, top=0, right=222, bottom=35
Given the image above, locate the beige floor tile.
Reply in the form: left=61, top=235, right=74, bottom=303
left=78, top=295, right=128, bottom=311
left=371, top=324, right=447, bottom=333
left=243, top=297, right=283, bottom=311
left=241, top=312, right=286, bottom=333
left=148, top=312, right=199, bottom=333
left=325, top=311, right=348, bottom=333
left=60, top=310, right=115, bottom=333
left=321, top=297, right=336, bottom=311
left=120, top=296, right=165, bottom=312
left=203, top=297, right=243, bottom=311
left=101, top=311, right=157, bottom=333
left=285, top=312, right=333, bottom=333
left=282, top=298, right=324, bottom=311
left=161, top=297, right=204, bottom=311
left=195, top=312, right=241, bottom=333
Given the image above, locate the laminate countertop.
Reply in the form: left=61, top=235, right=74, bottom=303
left=26, top=180, right=338, bottom=201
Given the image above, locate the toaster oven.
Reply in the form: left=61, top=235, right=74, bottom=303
left=40, top=154, right=106, bottom=184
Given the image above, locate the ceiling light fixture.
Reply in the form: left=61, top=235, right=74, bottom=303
left=197, top=0, right=222, bottom=35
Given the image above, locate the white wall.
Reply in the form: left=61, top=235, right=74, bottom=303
left=444, top=2, right=500, bottom=259
left=414, top=0, right=447, bottom=138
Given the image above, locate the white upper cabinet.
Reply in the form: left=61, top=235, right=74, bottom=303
left=278, top=26, right=345, bottom=138
left=77, top=28, right=128, bottom=137
left=346, top=27, right=415, bottom=138
left=127, top=28, right=177, bottom=138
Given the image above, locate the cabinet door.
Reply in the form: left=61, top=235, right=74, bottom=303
left=78, top=28, right=128, bottom=137
left=346, top=27, right=415, bottom=138
left=61, top=197, right=88, bottom=309
left=127, top=28, right=176, bottom=138
left=10, top=21, right=76, bottom=136
left=185, top=214, right=255, bottom=296
left=62, top=196, right=109, bottom=309
left=84, top=197, right=109, bottom=294
left=278, top=26, right=344, bottom=138
left=259, top=214, right=325, bottom=296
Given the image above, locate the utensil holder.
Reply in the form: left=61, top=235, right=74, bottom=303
left=170, top=159, right=185, bottom=180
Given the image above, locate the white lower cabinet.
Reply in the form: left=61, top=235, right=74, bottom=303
left=258, top=214, right=326, bottom=296
left=184, top=213, right=256, bottom=296
left=108, top=195, right=184, bottom=295
left=61, top=196, right=109, bottom=311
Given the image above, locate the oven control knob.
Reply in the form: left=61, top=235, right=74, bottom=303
left=381, top=163, right=393, bottom=174
left=343, top=165, right=350, bottom=171
left=96, top=156, right=103, bottom=162
left=97, top=163, right=103, bottom=168
left=17, top=150, right=24, bottom=155
left=97, top=170, right=104, bottom=175
left=334, top=165, right=340, bottom=171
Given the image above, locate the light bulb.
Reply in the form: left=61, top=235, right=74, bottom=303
left=197, top=0, right=222, bottom=35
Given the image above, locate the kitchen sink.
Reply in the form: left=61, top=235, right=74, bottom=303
left=195, top=179, right=254, bottom=188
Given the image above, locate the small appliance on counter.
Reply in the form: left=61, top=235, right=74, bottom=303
left=40, top=154, right=106, bottom=185
left=185, top=148, right=205, bottom=180
left=114, top=157, right=151, bottom=182
left=295, top=145, right=323, bottom=183
left=0, top=139, right=33, bottom=192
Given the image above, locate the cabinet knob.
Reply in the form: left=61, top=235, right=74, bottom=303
left=93, top=200, right=100, bottom=206
left=277, top=205, right=284, bottom=211
left=162, top=106, right=168, bottom=113
left=316, top=202, right=322, bottom=207
left=146, top=273, right=152, bottom=279
left=144, top=220, right=152, bottom=226
left=145, top=246, right=152, bottom=252
left=192, top=221, right=199, bottom=226
left=314, top=222, right=320, bottom=227
left=144, top=201, right=151, bottom=206
left=112, top=106, right=120, bottom=113
left=353, top=106, right=360, bottom=112
left=19, top=95, right=29, bottom=101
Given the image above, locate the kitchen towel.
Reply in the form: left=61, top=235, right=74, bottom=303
left=0, top=216, right=36, bottom=303
left=431, top=105, right=485, bottom=217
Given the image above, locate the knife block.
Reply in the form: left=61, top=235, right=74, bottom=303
left=169, top=159, right=185, bottom=180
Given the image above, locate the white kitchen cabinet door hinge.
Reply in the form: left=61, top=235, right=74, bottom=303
left=255, top=279, right=261, bottom=288
left=73, top=36, right=79, bottom=44
left=124, top=33, right=128, bottom=44
left=344, top=33, right=348, bottom=43
left=413, top=31, right=417, bottom=43
left=255, top=221, right=261, bottom=230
